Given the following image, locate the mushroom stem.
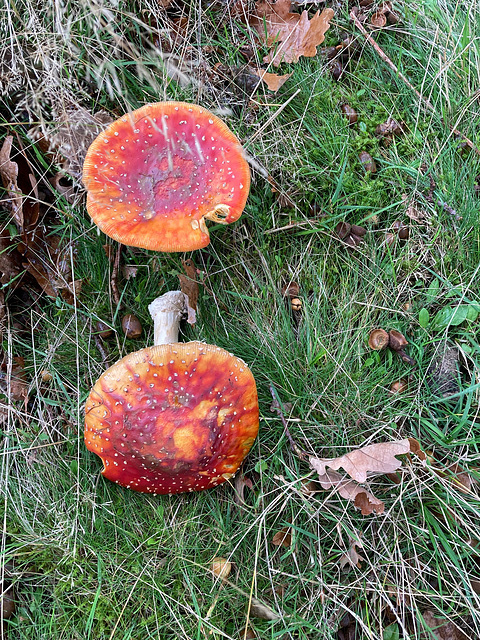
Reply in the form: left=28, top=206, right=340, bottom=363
left=148, top=291, right=187, bottom=346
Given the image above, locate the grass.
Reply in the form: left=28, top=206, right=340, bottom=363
left=1, top=0, right=480, bottom=638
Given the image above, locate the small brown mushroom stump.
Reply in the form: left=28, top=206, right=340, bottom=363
left=85, top=342, right=259, bottom=494
left=83, top=102, right=250, bottom=252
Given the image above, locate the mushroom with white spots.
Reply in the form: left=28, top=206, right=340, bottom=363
left=84, top=291, right=259, bottom=494
left=82, top=102, right=250, bottom=252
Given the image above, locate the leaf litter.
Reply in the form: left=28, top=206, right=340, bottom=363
left=310, top=438, right=426, bottom=514
left=251, top=0, right=334, bottom=66
left=0, top=135, right=80, bottom=301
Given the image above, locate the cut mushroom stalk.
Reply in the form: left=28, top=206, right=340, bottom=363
left=148, top=291, right=187, bottom=346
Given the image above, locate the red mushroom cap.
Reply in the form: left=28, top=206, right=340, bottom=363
left=82, top=102, right=250, bottom=252
left=84, top=342, right=259, bottom=494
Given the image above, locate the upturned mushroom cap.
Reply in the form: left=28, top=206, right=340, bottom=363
left=83, top=102, right=250, bottom=252
left=84, top=342, right=259, bottom=494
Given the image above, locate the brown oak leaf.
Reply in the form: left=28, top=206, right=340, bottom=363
left=0, top=136, right=22, bottom=229
left=251, top=68, right=292, bottom=91
left=316, top=469, right=385, bottom=515
left=309, top=439, right=413, bottom=483
left=272, top=527, right=292, bottom=548
left=420, top=610, right=470, bottom=640
left=339, top=537, right=364, bottom=569
left=252, top=1, right=334, bottom=66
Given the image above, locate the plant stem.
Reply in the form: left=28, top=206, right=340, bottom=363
left=148, top=291, right=186, bottom=346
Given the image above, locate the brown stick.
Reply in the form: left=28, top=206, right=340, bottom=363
left=349, top=11, right=480, bottom=157
left=111, top=244, right=122, bottom=307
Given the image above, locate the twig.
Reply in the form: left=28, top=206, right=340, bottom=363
left=111, top=243, right=122, bottom=307
left=269, top=384, right=307, bottom=459
left=265, top=220, right=312, bottom=235
left=349, top=11, right=480, bottom=157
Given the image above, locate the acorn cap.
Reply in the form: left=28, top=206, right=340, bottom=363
left=84, top=342, right=259, bottom=494
left=83, top=102, right=250, bottom=252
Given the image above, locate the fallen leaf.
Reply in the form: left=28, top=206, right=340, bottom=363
left=49, top=172, right=79, bottom=205
left=309, top=439, right=413, bottom=483
left=420, top=610, right=470, bottom=640
left=122, top=265, right=139, bottom=280
left=272, top=527, right=292, bottom=548
left=471, top=579, right=480, bottom=595
left=0, top=229, right=23, bottom=286
left=336, top=611, right=358, bottom=640
left=252, top=1, right=334, bottom=66
left=0, top=136, right=22, bottom=229
left=178, top=258, right=198, bottom=325
left=300, top=479, right=322, bottom=495
left=234, top=471, right=254, bottom=505
left=2, top=136, right=40, bottom=241
left=432, top=460, right=475, bottom=494
left=251, top=68, right=292, bottom=91
left=316, top=469, right=385, bottom=515
left=249, top=599, right=280, bottom=620
left=23, top=234, right=79, bottom=300
left=1, top=356, right=29, bottom=403
left=339, top=538, right=364, bottom=569
left=403, top=194, right=426, bottom=221
left=210, top=557, right=232, bottom=580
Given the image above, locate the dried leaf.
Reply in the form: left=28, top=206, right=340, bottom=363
left=316, top=469, right=385, bottom=515
left=339, top=538, right=364, bottom=569
left=0, top=136, right=22, bottom=228
left=23, top=234, right=78, bottom=300
left=239, top=626, right=257, bottom=639
left=178, top=258, right=198, bottom=325
left=252, top=1, right=334, bottom=66
left=272, top=527, right=292, bottom=548
left=300, top=479, right=322, bottom=495
left=49, top=172, right=79, bottom=205
left=470, top=579, right=480, bottom=595
left=249, top=599, right=280, bottom=620
left=0, top=229, right=23, bottom=286
left=210, top=557, right=232, bottom=580
left=122, top=265, right=139, bottom=280
left=234, top=471, right=254, bottom=505
left=251, top=68, right=292, bottom=91
left=3, top=356, right=29, bottom=403
left=420, top=610, right=470, bottom=640
left=309, top=439, right=413, bottom=483
left=432, top=461, right=475, bottom=494
left=354, top=490, right=384, bottom=515
left=23, top=248, right=59, bottom=298
left=1, top=136, right=41, bottom=241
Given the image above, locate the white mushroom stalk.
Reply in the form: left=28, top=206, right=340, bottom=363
left=148, top=291, right=187, bottom=346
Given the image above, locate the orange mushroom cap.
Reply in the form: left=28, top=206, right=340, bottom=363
left=84, top=342, right=259, bottom=494
left=82, top=102, right=250, bottom=252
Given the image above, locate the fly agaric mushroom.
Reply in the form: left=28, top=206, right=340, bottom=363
left=83, top=102, right=250, bottom=252
left=84, top=291, right=259, bottom=494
